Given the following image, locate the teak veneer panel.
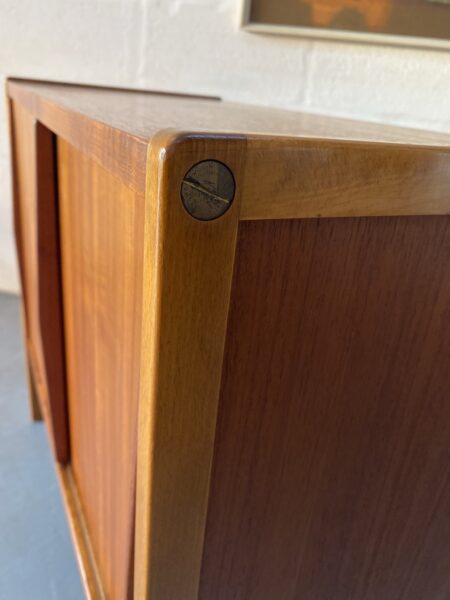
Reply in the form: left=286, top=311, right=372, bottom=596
left=200, top=216, right=450, bottom=600
left=58, top=139, right=144, bottom=600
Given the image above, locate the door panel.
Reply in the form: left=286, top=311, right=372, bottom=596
left=57, top=138, right=145, bottom=600
left=200, top=216, right=450, bottom=600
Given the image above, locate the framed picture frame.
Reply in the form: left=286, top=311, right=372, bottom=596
left=241, top=0, right=450, bottom=50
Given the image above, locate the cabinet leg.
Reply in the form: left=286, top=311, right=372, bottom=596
left=26, top=359, right=42, bottom=421
left=19, top=302, right=42, bottom=421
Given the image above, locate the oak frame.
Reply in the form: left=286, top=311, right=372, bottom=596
left=134, top=132, right=246, bottom=599
left=134, top=132, right=450, bottom=600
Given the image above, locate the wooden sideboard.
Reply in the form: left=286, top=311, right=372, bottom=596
left=7, top=79, right=450, bottom=600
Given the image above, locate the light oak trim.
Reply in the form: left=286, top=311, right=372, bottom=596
left=9, top=79, right=450, bottom=148
left=134, top=132, right=246, bottom=600
left=7, top=98, right=39, bottom=422
left=241, top=137, right=450, bottom=220
left=56, top=465, right=105, bottom=600
left=9, top=79, right=450, bottom=204
left=7, top=80, right=148, bottom=195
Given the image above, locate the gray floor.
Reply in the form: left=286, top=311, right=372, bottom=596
left=0, top=293, right=83, bottom=599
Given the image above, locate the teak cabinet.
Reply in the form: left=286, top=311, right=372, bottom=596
left=7, top=79, right=450, bottom=600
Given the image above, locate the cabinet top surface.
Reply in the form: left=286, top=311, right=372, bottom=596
left=7, top=79, right=450, bottom=147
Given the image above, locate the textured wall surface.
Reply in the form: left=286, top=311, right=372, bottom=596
left=1, top=0, right=450, bottom=291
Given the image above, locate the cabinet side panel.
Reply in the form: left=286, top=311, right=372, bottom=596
left=200, top=216, right=450, bottom=600
left=10, top=103, right=47, bottom=405
left=10, top=102, right=69, bottom=461
left=57, top=139, right=144, bottom=600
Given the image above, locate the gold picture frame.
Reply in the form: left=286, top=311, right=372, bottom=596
left=241, top=0, right=450, bottom=50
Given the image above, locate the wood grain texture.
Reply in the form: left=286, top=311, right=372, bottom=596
left=7, top=98, right=36, bottom=422
left=7, top=80, right=148, bottom=195
left=8, top=79, right=450, bottom=147
left=9, top=79, right=450, bottom=227
left=242, top=137, right=450, bottom=220
left=200, top=216, right=450, bottom=600
left=35, top=122, right=69, bottom=462
left=56, top=466, right=104, bottom=600
left=24, top=338, right=42, bottom=421
left=134, top=132, right=246, bottom=600
left=58, top=139, right=145, bottom=600
left=9, top=102, right=45, bottom=405
left=8, top=79, right=450, bottom=600
left=8, top=78, right=450, bottom=206
left=9, top=101, right=68, bottom=459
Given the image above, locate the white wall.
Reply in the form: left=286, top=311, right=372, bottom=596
left=1, top=0, right=450, bottom=292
